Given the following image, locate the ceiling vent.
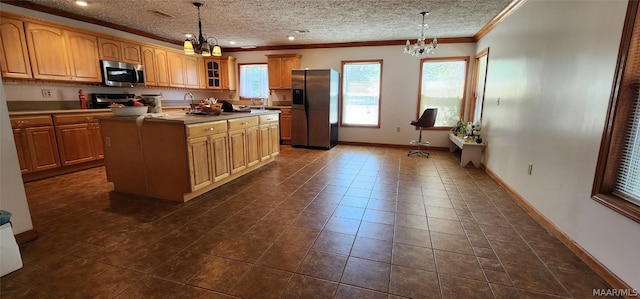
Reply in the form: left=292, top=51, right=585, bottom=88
left=293, top=29, right=310, bottom=34
left=149, top=10, right=175, bottom=18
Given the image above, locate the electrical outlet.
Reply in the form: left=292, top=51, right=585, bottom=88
left=228, top=94, right=233, bottom=99
left=41, top=89, right=52, bottom=98
left=104, top=137, right=111, bottom=147
left=396, top=127, right=400, bottom=132
left=527, top=163, right=533, bottom=175
left=497, top=97, right=501, bottom=105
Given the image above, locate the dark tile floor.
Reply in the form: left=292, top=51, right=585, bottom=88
left=1, top=145, right=617, bottom=298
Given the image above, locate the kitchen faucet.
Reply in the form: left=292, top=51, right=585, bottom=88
left=184, top=92, right=195, bottom=113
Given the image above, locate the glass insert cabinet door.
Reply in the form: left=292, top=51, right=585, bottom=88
left=206, top=60, right=221, bottom=88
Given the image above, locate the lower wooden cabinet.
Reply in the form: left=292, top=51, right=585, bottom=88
left=228, top=117, right=260, bottom=174
left=259, top=114, right=280, bottom=161
left=54, top=113, right=106, bottom=166
left=280, top=107, right=291, bottom=143
left=10, top=115, right=60, bottom=173
left=186, top=120, right=230, bottom=192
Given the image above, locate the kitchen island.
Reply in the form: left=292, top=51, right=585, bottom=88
left=98, top=110, right=281, bottom=202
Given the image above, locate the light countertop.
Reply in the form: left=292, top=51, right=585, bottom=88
left=96, top=109, right=280, bottom=125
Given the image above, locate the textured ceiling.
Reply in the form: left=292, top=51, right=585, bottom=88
left=10, top=0, right=513, bottom=48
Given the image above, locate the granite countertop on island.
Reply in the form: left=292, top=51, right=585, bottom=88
left=95, top=109, right=280, bottom=125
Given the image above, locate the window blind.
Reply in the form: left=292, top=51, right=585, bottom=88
left=614, top=84, right=640, bottom=206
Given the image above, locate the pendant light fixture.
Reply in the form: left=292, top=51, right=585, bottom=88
left=184, top=2, right=222, bottom=57
left=404, top=11, right=437, bottom=57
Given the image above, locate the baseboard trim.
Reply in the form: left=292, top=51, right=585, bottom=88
left=14, top=228, right=38, bottom=245
left=484, top=167, right=637, bottom=295
left=337, top=141, right=449, bottom=151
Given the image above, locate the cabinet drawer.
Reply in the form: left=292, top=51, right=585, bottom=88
left=259, top=114, right=279, bottom=124
left=10, top=115, right=53, bottom=128
left=53, top=113, right=110, bottom=125
left=228, top=116, right=258, bottom=130
left=187, top=121, right=228, bottom=138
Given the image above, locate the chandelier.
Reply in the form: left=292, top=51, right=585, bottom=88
left=404, top=11, right=437, bottom=57
left=183, top=2, right=222, bottom=57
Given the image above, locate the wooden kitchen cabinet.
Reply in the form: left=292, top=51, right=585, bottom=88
left=204, top=56, right=236, bottom=90
left=98, top=37, right=141, bottom=64
left=259, top=114, right=280, bottom=161
left=154, top=48, right=170, bottom=86
left=141, top=45, right=158, bottom=85
left=0, top=16, right=32, bottom=79
left=266, top=53, right=301, bottom=89
left=53, top=113, right=107, bottom=166
left=167, top=51, right=186, bottom=87
left=65, top=30, right=101, bottom=82
left=24, top=21, right=101, bottom=82
left=229, top=117, right=260, bottom=174
left=186, top=121, right=230, bottom=191
left=10, top=115, right=60, bottom=173
left=24, top=22, right=72, bottom=80
left=279, top=107, right=292, bottom=143
left=184, top=55, right=200, bottom=89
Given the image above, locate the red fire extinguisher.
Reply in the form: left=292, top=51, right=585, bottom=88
left=78, top=89, right=87, bottom=109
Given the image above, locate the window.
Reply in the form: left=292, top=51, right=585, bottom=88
left=418, top=57, right=469, bottom=127
left=341, top=60, right=382, bottom=127
left=470, top=48, right=489, bottom=124
left=592, top=1, right=640, bottom=223
left=239, top=64, right=268, bottom=100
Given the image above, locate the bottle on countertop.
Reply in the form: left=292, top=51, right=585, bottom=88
left=78, top=89, right=87, bottom=109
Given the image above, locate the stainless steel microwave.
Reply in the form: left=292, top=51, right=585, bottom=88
left=100, top=60, right=145, bottom=87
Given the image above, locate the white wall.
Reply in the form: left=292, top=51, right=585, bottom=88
left=0, top=80, right=34, bottom=235
left=230, top=43, right=476, bottom=147
left=477, top=0, right=639, bottom=288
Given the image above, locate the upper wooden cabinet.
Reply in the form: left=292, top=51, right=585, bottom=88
left=141, top=45, right=171, bottom=87
left=204, top=56, right=236, bottom=91
left=266, top=53, right=301, bottom=90
left=64, top=30, right=101, bottom=82
left=184, top=55, right=200, bottom=89
left=24, top=22, right=72, bottom=80
left=167, top=51, right=186, bottom=87
left=167, top=51, right=202, bottom=89
left=98, top=37, right=141, bottom=64
left=0, top=16, right=32, bottom=79
left=23, top=21, right=101, bottom=82
left=154, top=48, right=170, bottom=86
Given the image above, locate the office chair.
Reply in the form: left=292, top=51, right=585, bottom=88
left=408, top=108, right=437, bottom=158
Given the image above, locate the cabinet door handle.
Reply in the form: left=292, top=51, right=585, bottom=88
left=206, top=127, right=216, bottom=131
left=241, top=121, right=249, bottom=125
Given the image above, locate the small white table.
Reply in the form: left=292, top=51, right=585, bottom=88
left=449, top=133, right=484, bottom=168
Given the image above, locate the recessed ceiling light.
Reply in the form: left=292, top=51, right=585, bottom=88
left=229, top=41, right=236, bottom=45
left=75, top=0, right=88, bottom=6
left=288, top=36, right=295, bottom=41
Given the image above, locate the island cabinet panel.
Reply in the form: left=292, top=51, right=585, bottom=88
left=259, top=114, right=280, bottom=160
left=186, top=120, right=230, bottom=192
left=10, top=115, right=60, bottom=173
left=99, top=111, right=279, bottom=202
left=0, top=17, right=32, bottom=79
left=188, top=136, right=213, bottom=191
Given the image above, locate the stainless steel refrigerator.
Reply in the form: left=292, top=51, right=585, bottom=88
left=291, top=69, right=340, bottom=149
